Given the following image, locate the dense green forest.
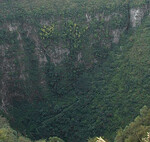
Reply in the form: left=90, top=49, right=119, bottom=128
left=1, top=0, right=150, bottom=142
left=2, top=106, right=150, bottom=142
left=0, top=115, right=65, bottom=142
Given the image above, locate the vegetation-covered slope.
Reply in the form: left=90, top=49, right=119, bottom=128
left=87, top=14, right=150, bottom=140
left=115, top=106, right=150, bottom=142
left=0, top=115, right=63, bottom=142
left=1, top=0, right=150, bottom=142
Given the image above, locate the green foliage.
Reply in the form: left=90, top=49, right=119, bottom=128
left=0, top=30, right=18, bottom=45
left=18, top=136, right=32, bottom=142
left=0, top=116, right=64, bottom=142
left=40, top=25, right=55, bottom=40
left=48, top=137, right=64, bottom=142
left=88, top=137, right=107, bottom=142
left=0, top=0, right=128, bottom=20
left=88, top=137, right=98, bottom=142
left=0, top=128, right=18, bottom=142
left=0, top=117, right=8, bottom=129
left=130, top=0, right=149, bottom=7
left=142, top=132, right=150, bottom=142
left=1, top=0, right=150, bottom=142
left=115, top=106, right=150, bottom=142
left=35, top=140, right=46, bottom=142
left=0, top=116, right=31, bottom=142
left=63, top=20, right=88, bottom=48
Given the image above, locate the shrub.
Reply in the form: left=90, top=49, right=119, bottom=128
left=18, top=136, right=32, bottom=142
left=48, top=137, right=64, bottom=142
left=115, top=106, right=150, bottom=142
left=0, top=127, right=17, bottom=142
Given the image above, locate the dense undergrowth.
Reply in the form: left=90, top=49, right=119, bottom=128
left=1, top=0, right=150, bottom=142
left=0, top=115, right=65, bottom=142
left=2, top=106, right=150, bottom=142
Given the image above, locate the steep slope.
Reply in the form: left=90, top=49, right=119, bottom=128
left=1, top=0, right=150, bottom=142
left=86, top=14, right=150, bottom=141
left=0, top=0, right=130, bottom=109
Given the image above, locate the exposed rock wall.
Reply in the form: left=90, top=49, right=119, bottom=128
left=130, top=5, right=150, bottom=28
left=0, top=3, right=150, bottom=111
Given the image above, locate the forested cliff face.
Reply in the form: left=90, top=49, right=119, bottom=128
left=1, top=0, right=150, bottom=142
